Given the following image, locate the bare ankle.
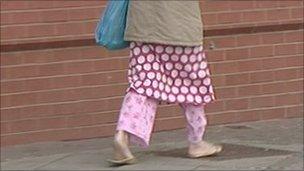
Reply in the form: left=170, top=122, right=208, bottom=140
left=189, top=140, right=202, bottom=147
left=115, top=131, right=130, bottom=146
left=115, top=130, right=125, bottom=139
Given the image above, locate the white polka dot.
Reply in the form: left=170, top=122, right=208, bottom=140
left=189, top=72, right=198, bottom=79
left=171, top=55, right=179, bottom=62
left=144, top=63, right=151, bottom=70
left=132, top=75, right=139, bottom=81
left=156, top=73, right=162, bottom=80
left=165, top=62, right=173, bottom=70
left=171, top=69, right=179, bottom=78
left=197, top=54, right=203, bottom=61
left=184, top=64, right=192, bottom=72
left=190, top=86, right=198, bottom=94
left=152, top=80, right=158, bottom=88
left=181, top=55, right=188, bottom=63
left=146, top=88, right=153, bottom=96
left=177, top=95, right=185, bottom=102
left=131, top=68, right=137, bottom=74
left=202, top=51, right=206, bottom=58
left=134, top=80, right=142, bottom=87
left=147, top=72, right=155, bottom=79
left=143, top=79, right=151, bottom=86
left=181, top=86, right=189, bottom=94
left=180, top=71, right=188, bottom=78
left=193, top=47, right=200, bottom=54
left=198, top=70, right=206, bottom=78
left=156, top=46, right=164, bottom=53
left=136, top=65, right=142, bottom=71
left=174, top=78, right=182, bottom=87
left=130, top=42, right=136, bottom=48
left=168, top=94, right=176, bottom=102
left=204, top=95, right=211, bottom=103
left=186, top=94, right=194, bottom=102
left=133, top=47, right=141, bottom=56
left=161, top=92, right=168, bottom=100
left=161, top=54, right=170, bottom=61
left=160, top=65, right=165, bottom=72
left=163, top=75, right=169, bottom=82
left=172, top=86, right=179, bottom=94
left=138, top=56, right=145, bottom=64
left=212, top=94, right=215, bottom=100
left=209, top=86, right=214, bottom=93
left=200, top=61, right=207, bottom=69
left=199, top=86, right=207, bottom=94
left=159, top=82, right=164, bottom=90
left=154, top=90, right=160, bottom=98
left=185, top=47, right=192, bottom=54
left=167, top=77, right=173, bottom=86
left=194, top=80, right=202, bottom=86
left=175, top=47, right=183, bottom=55
left=142, top=45, right=150, bottom=54
left=138, top=87, right=145, bottom=94
left=183, top=78, right=191, bottom=86
left=193, top=63, right=199, bottom=71
left=203, top=78, right=211, bottom=85
left=165, top=46, right=174, bottom=54
left=147, top=54, right=154, bottom=62
left=190, top=55, right=197, bottom=63
left=165, top=85, right=171, bottom=93
left=139, top=72, right=146, bottom=80
left=131, top=58, right=136, bottom=66
left=199, top=46, right=203, bottom=51
left=153, top=62, right=160, bottom=70
left=195, top=95, right=202, bottom=103
left=175, top=63, right=183, bottom=70
left=206, top=69, right=210, bottom=75
left=128, top=76, right=133, bottom=83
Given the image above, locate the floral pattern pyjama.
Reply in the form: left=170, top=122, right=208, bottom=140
left=116, top=41, right=216, bottom=147
left=117, top=89, right=207, bottom=148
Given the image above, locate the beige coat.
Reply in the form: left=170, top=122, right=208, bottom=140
left=124, top=0, right=203, bottom=46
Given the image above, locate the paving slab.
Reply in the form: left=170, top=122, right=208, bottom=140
left=1, top=118, right=303, bottom=170
left=1, top=153, right=70, bottom=170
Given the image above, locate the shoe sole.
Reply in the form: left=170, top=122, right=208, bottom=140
left=107, top=157, right=137, bottom=166
left=188, top=146, right=222, bottom=158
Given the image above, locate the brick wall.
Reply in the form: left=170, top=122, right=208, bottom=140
left=1, top=0, right=303, bottom=146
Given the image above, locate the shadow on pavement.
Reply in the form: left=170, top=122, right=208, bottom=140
left=151, top=143, right=295, bottom=161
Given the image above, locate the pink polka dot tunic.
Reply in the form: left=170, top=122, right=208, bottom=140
left=126, top=41, right=216, bottom=106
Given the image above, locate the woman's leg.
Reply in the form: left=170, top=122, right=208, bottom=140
left=180, top=103, right=222, bottom=158
left=112, top=89, right=158, bottom=161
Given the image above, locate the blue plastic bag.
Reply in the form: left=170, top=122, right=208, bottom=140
left=95, top=0, right=130, bottom=50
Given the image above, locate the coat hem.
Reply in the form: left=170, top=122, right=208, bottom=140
left=124, top=36, right=203, bottom=47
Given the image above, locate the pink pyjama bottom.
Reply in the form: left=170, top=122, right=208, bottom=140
left=116, top=89, right=207, bottom=148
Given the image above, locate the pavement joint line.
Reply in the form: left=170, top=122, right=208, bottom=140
left=220, top=140, right=303, bottom=153
left=263, top=154, right=302, bottom=170
left=32, top=153, right=73, bottom=170
left=191, top=164, right=214, bottom=171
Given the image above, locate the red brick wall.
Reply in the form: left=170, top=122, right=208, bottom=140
left=1, top=1, right=303, bottom=146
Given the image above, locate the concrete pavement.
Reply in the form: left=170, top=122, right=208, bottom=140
left=1, top=118, right=303, bottom=170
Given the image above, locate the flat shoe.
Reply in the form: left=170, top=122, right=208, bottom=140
left=107, top=157, right=137, bottom=166
left=188, top=145, right=222, bottom=158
